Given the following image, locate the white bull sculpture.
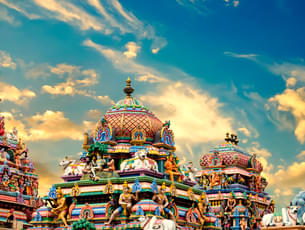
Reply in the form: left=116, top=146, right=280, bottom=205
left=59, top=157, right=85, bottom=176
left=120, top=149, right=158, bottom=172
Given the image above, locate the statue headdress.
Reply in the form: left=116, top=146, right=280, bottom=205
left=159, top=182, right=166, bottom=192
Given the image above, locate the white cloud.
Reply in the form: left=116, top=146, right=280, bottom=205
left=33, top=0, right=104, bottom=31
left=26, top=110, right=94, bottom=141
left=224, top=51, right=258, bottom=61
left=123, top=41, right=140, bottom=59
left=0, top=0, right=167, bottom=52
left=0, top=6, right=20, bottom=26
left=86, top=109, right=102, bottom=120
left=286, top=77, right=296, bottom=88
left=152, top=48, right=160, bottom=54
left=238, top=127, right=251, bottom=137
left=0, top=82, right=36, bottom=105
left=268, top=87, right=305, bottom=143
left=83, top=39, right=168, bottom=83
left=0, top=0, right=40, bottom=20
left=50, top=63, right=79, bottom=76
left=0, top=50, right=16, bottom=69
left=42, top=64, right=98, bottom=96
left=1, top=110, right=95, bottom=142
left=268, top=62, right=305, bottom=84
left=140, top=81, right=233, bottom=145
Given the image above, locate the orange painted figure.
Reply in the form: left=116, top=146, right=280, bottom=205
left=103, top=155, right=115, bottom=172
left=164, top=154, right=181, bottom=181
left=209, top=172, right=221, bottom=189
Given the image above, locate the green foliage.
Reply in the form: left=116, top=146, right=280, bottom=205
left=88, top=142, right=108, bottom=156
left=71, top=218, right=96, bottom=230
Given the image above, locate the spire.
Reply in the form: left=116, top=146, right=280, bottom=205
left=124, top=77, right=134, bottom=98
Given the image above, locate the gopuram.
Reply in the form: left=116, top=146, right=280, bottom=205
left=196, top=134, right=274, bottom=230
left=29, top=78, right=221, bottom=230
left=0, top=116, right=41, bottom=229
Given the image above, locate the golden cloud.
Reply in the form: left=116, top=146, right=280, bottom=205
left=269, top=87, right=305, bottom=143
left=26, top=110, right=94, bottom=141
left=0, top=82, right=36, bottom=105
left=140, top=81, right=233, bottom=145
left=1, top=110, right=95, bottom=142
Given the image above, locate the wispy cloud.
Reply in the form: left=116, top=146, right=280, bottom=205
left=0, top=0, right=40, bottom=20
left=297, top=150, right=305, bottom=160
left=83, top=39, right=168, bottom=83
left=0, top=50, right=16, bottom=69
left=267, top=62, right=305, bottom=84
left=0, top=6, right=20, bottom=26
left=0, top=0, right=167, bottom=52
left=224, top=51, right=258, bottom=61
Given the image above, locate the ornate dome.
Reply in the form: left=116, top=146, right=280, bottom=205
left=199, top=134, right=263, bottom=172
left=102, top=78, right=163, bottom=143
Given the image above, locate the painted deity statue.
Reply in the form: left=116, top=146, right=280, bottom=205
left=164, top=154, right=181, bottom=182
left=0, top=116, right=5, bottom=136
left=209, top=171, right=221, bottom=189
left=51, top=187, right=68, bottom=227
left=225, top=192, right=236, bottom=214
left=152, top=182, right=176, bottom=223
left=103, top=155, right=115, bottom=172
left=198, top=192, right=208, bottom=229
left=106, top=181, right=139, bottom=224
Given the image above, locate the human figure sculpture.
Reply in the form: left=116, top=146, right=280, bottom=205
left=106, top=181, right=139, bottom=224
left=225, top=192, right=236, bottom=214
left=240, top=217, right=247, bottom=230
left=255, top=174, right=262, bottom=192
left=197, top=192, right=208, bottom=229
left=209, top=171, right=221, bottom=189
left=164, top=154, right=181, bottom=182
left=51, top=187, right=68, bottom=227
left=82, top=156, right=97, bottom=180
left=103, top=155, right=115, bottom=172
left=152, top=182, right=176, bottom=223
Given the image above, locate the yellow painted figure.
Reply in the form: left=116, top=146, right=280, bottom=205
left=51, top=187, right=68, bottom=227
left=198, top=192, right=208, bottom=230
left=106, top=181, right=139, bottom=225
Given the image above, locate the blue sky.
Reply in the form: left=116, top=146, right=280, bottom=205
left=0, top=0, right=305, bottom=210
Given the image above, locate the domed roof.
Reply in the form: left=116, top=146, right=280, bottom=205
left=200, top=133, right=263, bottom=172
left=103, top=78, right=163, bottom=142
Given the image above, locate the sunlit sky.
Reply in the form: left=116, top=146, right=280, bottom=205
left=0, top=0, right=305, bottom=210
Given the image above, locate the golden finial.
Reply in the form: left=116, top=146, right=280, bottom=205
left=124, top=77, right=134, bottom=98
